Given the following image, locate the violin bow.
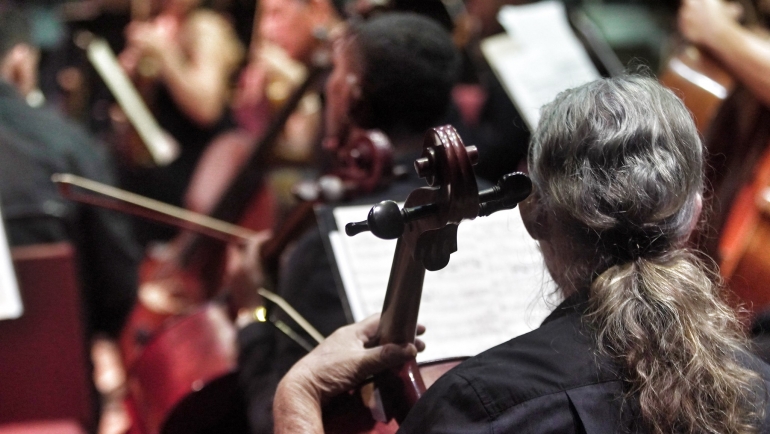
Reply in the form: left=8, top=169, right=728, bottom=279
left=52, top=173, right=325, bottom=346
left=52, top=173, right=255, bottom=243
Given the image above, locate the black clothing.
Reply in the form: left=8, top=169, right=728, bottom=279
left=450, top=50, right=530, bottom=183
left=397, top=294, right=770, bottom=433
left=237, top=154, right=432, bottom=433
left=0, top=80, right=141, bottom=337
left=118, top=84, right=235, bottom=245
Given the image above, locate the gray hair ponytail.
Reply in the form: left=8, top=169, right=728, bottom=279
left=530, top=76, right=763, bottom=433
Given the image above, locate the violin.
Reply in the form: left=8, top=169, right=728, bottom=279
left=259, top=127, right=394, bottom=286
left=321, top=125, right=532, bottom=431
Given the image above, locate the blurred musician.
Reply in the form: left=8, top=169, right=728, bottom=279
left=679, top=0, right=770, bottom=361
left=677, top=0, right=770, bottom=270
left=230, top=12, right=460, bottom=433
left=118, top=0, right=244, bottom=244
left=0, top=5, right=140, bottom=340
left=182, top=0, right=347, bottom=220
left=447, top=0, right=533, bottom=182
left=274, top=75, right=770, bottom=434
left=678, top=0, right=770, bottom=106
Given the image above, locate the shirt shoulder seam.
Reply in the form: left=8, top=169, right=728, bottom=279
left=454, top=370, right=623, bottom=421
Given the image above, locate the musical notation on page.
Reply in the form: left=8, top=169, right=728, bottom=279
left=0, top=204, right=23, bottom=321
left=481, top=1, right=600, bottom=131
left=328, top=205, right=556, bottom=362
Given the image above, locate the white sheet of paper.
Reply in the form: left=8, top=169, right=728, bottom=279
left=0, top=205, right=23, bottom=320
left=481, top=1, right=600, bottom=131
left=330, top=205, right=556, bottom=362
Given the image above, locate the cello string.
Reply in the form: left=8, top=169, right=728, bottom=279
left=54, top=173, right=325, bottom=345
left=259, top=287, right=325, bottom=344
left=271, top=319, right=315, bottom=353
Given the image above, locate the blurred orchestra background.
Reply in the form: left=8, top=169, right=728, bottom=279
left=1, top=0, right=769, bottom=433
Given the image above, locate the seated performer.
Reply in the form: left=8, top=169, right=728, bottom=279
left=184, top=0, right=347, bottom=218
left=118, top=0, right=243, bottom=244
left=273, top=75, right=770, bottom=432
left=679, top=0, right=770, bottom=107
left=0, top=6, right=140, bottom=339
left=232, top=12, right=460, bottom=433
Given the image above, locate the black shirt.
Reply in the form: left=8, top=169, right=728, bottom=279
left=237, top=151, right=459, bottom=433
left=397, top=294, right=770, bottom=433
left=0, top=80, right=141, bottom=337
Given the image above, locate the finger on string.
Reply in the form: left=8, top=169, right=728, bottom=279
left=414, top=338, right=426, bottom=353
left=362, top=343, right=416, bottom=374
left=236, top=229, right=272, bottom=249
left=726, top=2, right=744, bottom=21
left=416, top=324, right=426, bottom=336
left=357, top=314, right=382, bottom=341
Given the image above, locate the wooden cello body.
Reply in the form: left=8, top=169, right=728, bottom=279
left=718, top=140, right=770, bottom=313
left=124, top=303, right=247, bottom=434
left=321, top=125, right=532, bottom=432
left=660, top=42, right=770, bottom=315
left=116, top=59, right=328, bottom=369
left=71, top=127, right=393, bottom=434
left=659, top=45, right=735, bottom=135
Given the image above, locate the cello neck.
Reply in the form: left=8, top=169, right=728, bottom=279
left=347, top=125, right=482, bottom=423
left=373, top=237, right=429, bottom=422
left=377, top=238, right=426, bottom=346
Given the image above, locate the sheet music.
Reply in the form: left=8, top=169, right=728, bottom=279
left=330, top=205, right=557, bottom=362
left=481, top=1, right=600, bottom=131
left=0, top=204, right=23, bottom=320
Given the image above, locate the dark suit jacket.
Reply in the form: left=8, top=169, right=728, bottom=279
left=0, top=80, right=141, bottom=337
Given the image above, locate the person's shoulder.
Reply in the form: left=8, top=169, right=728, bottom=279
left=397, top=312, right=626, bottom=433
left=446, top=311, right=621, bottom=411
left=187, top=9, right=227, bottom=28
left=733, top=351, right=770, bottom=432
left=186, top=9, right=243, bottom=57
left=0, top=97, right=101, bottom=157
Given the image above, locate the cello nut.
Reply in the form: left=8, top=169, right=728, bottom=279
left=466, top=146, right=479, bottom=166
left=414, top=157, right=433, bottom=178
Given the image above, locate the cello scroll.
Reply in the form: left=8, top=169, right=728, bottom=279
left=328, top=125, right=531, bottom=429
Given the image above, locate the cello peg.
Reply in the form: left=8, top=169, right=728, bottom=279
left=368, top=201, right=405, bottom=239
left=344, top=201, right=406, bottom=239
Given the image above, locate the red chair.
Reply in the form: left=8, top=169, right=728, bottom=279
left=0, top=243, right=92, bottom=432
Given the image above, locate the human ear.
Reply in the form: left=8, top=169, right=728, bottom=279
left=3, top=45, right=38, bottom=97
left=685, top=192, right=702, bottom=238
left=519, top=192, right=549, bottom=241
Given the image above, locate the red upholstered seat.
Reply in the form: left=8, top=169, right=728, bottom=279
left=0, top=244, right=92, bottom=431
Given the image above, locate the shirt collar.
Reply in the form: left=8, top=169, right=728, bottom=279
left=542, top=290, right=590, bottom=325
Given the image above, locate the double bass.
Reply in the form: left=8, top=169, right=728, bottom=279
left=322, top=125, right=532, bottom=431
left=54, top=126, right=397, bottom=434
left=659, top=3, right=770, bottom=315
left=116, top=53, right=329, bottom=367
